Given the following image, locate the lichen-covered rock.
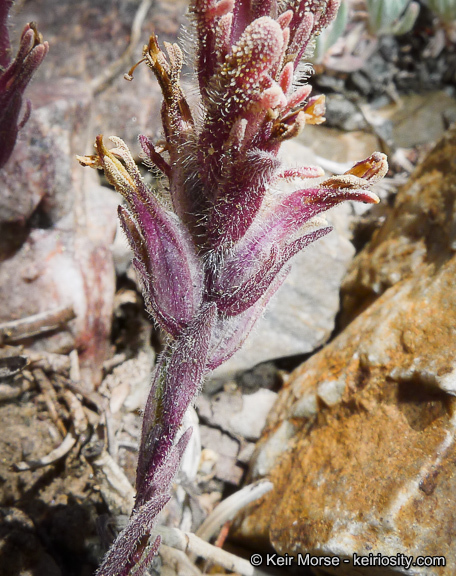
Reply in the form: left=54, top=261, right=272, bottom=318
left=340, top=122, right=456, bottom=328
left=236, top=126, right=456, bottom=575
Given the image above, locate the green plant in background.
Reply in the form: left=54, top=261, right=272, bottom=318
left=425, top=0, right=456, bottom=21
left=313, top=0, right=349, bottom=62
left=425, top=0, right=456, bottom=42
left=366, top=0, right=420, bottom=35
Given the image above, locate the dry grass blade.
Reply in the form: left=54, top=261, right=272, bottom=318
left=196, top=480, right=273, bottom=542
left=14, top=433, right=76, bottom=471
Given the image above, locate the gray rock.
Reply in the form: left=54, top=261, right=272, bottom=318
left=228, top=389, right=277, bottom=441
left=197, top=388, right=277, bottom=442
left=199, top=425, right=243, bottom=485
left=324, top=93, right=367, bottom=131
left=350, top=71, right=373, bottom=96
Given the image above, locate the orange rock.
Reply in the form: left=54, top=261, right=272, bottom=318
left=235, top=127, right=456, bottom=574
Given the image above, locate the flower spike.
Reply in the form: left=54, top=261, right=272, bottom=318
left=81, top=2, right=388, bottom=574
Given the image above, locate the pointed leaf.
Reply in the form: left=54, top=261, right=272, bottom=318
left=98, top=137, right=204, bottom=330
left=215, top=227, right=331, bottom=317
left=128, top=196, right=203, bottom=328
left=136, top=303, right=217, bottom=496
left=118, top=207, right=189, bottom=337
left=138, top=427, right=192, bottom=507
left=218, top=182, right=380, bottom=290
left=95, top=496, right=169, bottom=576
left=139, top=135, right=171, bottom=178
left=214, top=245, right=278, bottom=315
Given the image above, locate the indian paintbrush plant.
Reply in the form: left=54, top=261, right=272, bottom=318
left=0, top=0, right=48, bottom=169
left=78, top=1, right=387, bottom=574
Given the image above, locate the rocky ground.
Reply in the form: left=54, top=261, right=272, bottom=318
left=1, top=1, right=455, bottom=575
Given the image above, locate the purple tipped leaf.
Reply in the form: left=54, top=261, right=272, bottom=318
left=281, top=225, right=333, bottom=263
left=275, top=165, right=324, bottom=180
left=219, top=184, right=379, bottom=287
left=132, top=257, right=184, bottom=337
left=214, top=245, right=278, bottom=315
left=213, top=189, right=329, bottom=287
left=316, top=0, right=341, bottom=33
left=216, top=226, right=332, bottom=317
left=123, top=191, right=203, bottom=328
left=288, top=11, right=314, bottom=65
left=139, top=135, right=171, bottom=178
left=118, top=207, right=185, bottom=336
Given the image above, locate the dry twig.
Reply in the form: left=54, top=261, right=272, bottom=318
left=0, top=305, right=75, bottom=344
left=27, top=350, right=71, bottom=374
left=61, top=389, right=89, bottom=438
left=0, top=380, right=32, bottom=401
left=159, top=545, right=204, bottom=576
left=33, top=368, right=67, bottom=437
left=85, top=446, right=136, bottom=516
left=155, top=526, right=271, bottom=576
left=89, top=0, right=154, bottom=94
left=53, top=373, right=107, bottom=415
left=15, top=433, right=77, bottom=471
